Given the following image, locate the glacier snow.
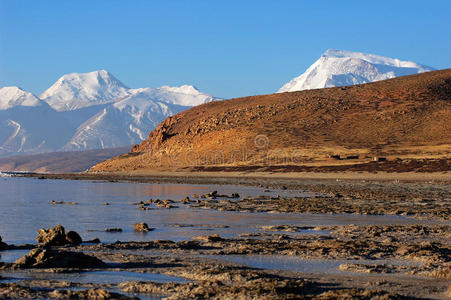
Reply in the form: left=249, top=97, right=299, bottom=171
left=278, top=49, right=434, bottom=92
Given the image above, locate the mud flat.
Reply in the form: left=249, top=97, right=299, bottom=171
left=0, top=175, right=449, bottom=299
left=1, top=222, right=449, bottom=299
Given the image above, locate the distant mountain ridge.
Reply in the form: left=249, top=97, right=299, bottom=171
left=0, top=70, right=218, bottom=157
left=278, top=49, right=434, bottom=92
left=0, top=50, right=436, bottom=158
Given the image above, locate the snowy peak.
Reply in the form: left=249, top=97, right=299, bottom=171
left=0, top=86, right=42, bottom=110
left=278, top=49, right=435, bottom=92
left=40, top=70, right=129, bottom=111
left=156, top=85, right=216, bottom=106
left=60, top=83, right=216, bottom=151
left=322, top=49, right=431, bottom=70
left=159, top=84, right=200, bottom=95
left=0, top=71, right=220, bottom=154
left=127, top=85, right=216, bottom=107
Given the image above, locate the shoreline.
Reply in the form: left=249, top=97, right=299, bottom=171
left=2, top=170, right=450, bottom=299
left=18, top=170, right=451, bottom=185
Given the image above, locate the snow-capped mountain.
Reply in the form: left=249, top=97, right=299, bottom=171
left=156, top=85, right=215, bottom=106
left=129, top=85, right=215, bottom=106
left=40, top=70, right=129, bottom=111
left=278, top=49, right=434, bottom=92
left=0, top=71, right=218, bottom=157
left=0, top=86, right=42, bottom=110
left=62, top=88, right=202, bottom=151
left=0, top=87, right=74, bottom=156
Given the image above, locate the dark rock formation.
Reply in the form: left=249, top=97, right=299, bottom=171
left=13, top=248, right=106, bottom=269
left=65, top=231, right=82, bottom=245
left=0, top=236, right=6, bottom=250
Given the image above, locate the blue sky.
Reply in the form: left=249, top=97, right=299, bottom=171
left=1, top=0, right=450, bottom=99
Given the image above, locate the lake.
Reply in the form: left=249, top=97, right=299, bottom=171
left=0, top=176, right=421, bottom=246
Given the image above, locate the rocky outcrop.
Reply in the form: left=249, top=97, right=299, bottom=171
left=13, top=248, right=106, bottom=269
left=36, top=225, right=82, bottom=247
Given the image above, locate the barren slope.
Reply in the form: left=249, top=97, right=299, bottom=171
left=92, top=70, right=451, bottom=173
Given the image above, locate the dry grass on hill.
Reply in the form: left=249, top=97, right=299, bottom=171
left=92, top=70, right=451, bottom=173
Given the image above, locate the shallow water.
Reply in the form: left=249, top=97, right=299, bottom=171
left=203, top=255, right=424, bottom=277
left=0, top=249, right=30, bottom=263
left=0, top=177, right=423, bottom=245
left=0, top=270, right=188, bottom=284
left=0, top=269, right=185, bottom=299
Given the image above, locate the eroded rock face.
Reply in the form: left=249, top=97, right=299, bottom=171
left=36, top=225, right=82, bottom=247
left=13, top=248, right=106, bottom=269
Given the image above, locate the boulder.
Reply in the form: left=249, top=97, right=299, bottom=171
left=36, top=224, right=67, bottom=247
left=36, top=225, right=83, bottom=247
left=65, top=231, right=82, bottom=245
left=134, top=223, right=153, bottom=232
left=14, top=248, right=106, bottom=269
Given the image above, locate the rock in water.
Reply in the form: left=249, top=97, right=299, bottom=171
left=65, top=231, right=82, bottom=245
left=36, top=225, right=83, bottom=246
left=134, top=223, right=153, bottom=232
left=36, top=224, right=67, bottom=246
left=0, top=235, right=6, bottom=250
left=13, top=248, right=106, bottom=269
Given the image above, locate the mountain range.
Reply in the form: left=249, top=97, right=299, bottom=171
left=0, top=70, right=216, bottom=157
left=0, top=50, right=434, bottom=158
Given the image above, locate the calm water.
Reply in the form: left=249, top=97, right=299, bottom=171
left=203, top=255, right=424, bottom=276
left=0, top=176, right=420, bottom=245
left=0, top=270, right=188, bottom=284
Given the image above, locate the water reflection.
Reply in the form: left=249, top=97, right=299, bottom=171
left=0, top=177, right=421, bottom=245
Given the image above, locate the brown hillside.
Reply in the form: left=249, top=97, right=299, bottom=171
left=92, top=70, right=451, bottom=173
